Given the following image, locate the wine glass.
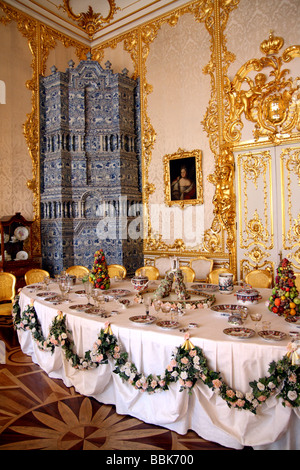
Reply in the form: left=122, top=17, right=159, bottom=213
left=250, top=312, right=262, bottom=331
left=144, top=296, right=151, bottom=316
left=43, top=276, right=50, bottom=291
left=58, top=277, right=68, bottom=300
left=153, top=300, right=161, bottom=315
left=92, top=288, right=100, bottom=307
left=161, top=303, right=171, bottom=322
left=84, top=281, right=93, bottom=306
left=170, top=307, right=178, bottom=323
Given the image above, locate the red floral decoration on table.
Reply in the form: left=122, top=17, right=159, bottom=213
left=268, top=258, right=300, bottom=317
left=90, top=249, right=110, bottom=290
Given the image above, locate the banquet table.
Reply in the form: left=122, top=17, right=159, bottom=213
left=16, top=278, right=300, bottom=450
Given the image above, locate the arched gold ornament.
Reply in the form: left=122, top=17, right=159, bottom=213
left=61, top=0, right=119, bottom=38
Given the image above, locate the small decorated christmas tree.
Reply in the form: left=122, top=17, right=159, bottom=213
left=90, top=249, right=110, bottom=290
left=268, top=258, right=300, bottom=316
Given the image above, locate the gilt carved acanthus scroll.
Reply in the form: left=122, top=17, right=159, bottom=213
left=224, top=32, right=300, bottom=144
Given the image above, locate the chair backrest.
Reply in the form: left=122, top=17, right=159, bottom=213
left=245, top=269, right=273, bottom=288
left=135, top=266, right=160, bottom=280
left=208, top=268, right=236, bottom=285
left=179, top=266, right=195, bottom=282
left=154, top=257, right=172, bottom=278
left=190, top=257, right=213, bottom=281
left=0, top=272, right=16, bottom=302
left=107, top=264, right=127, bottom=279
left=66, top=265, right=90, bottom=277
left=294, top=273, right=300, bottom=291
left=25, top=269, right=50, bottom=285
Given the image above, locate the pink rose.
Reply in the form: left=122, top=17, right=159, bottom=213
left=212, top=379, right=222, bottom=389
left=236, top=399, right=245, bottom=408
left=258, top=395, right=267, bottom=402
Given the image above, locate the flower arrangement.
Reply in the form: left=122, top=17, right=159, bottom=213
left=13, top=296, right=300, bottom=412
left=89, top=248, right=110, bottom=290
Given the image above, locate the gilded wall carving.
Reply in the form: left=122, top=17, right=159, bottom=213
left=225, top=0, right=300, bottom=277
left=280, top=146, right=300, bottom=269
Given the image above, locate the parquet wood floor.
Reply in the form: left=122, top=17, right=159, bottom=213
left=0, top=315, right=251, bottom=451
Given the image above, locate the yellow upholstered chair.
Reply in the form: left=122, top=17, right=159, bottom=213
left=154, top=256, right=172, bottom=278
left=245, top=269, right=273, bottom=288
left=179, top=266, right=196, bottom=282
left=66, top=265, right=89, bottom=277
left=208, top=268, right=236, bottom=285
left=190, top=257, right=213, bottom=281
left=25, top=269, right=50, bottom=285
left=107, top=264, right=127, bottom=279
left=0, top=272, right=16, bottom=315
left=135, top=266, right=160, bottom=281
left=294, top=273, right=300, bottom=291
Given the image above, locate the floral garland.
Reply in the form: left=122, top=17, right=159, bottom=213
left=12, top=295, right=300, bottom=414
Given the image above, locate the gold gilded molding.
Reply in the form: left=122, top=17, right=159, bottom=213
left=208, top=144, right=235, bottom=257
left=61, top=0, right=119, bottom=39
left=280, top=147, right=300, bottom=251
left=224, top=32, right=300, bottom=144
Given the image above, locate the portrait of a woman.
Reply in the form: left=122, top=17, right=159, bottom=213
left=170, top=158, right=196, bottom=201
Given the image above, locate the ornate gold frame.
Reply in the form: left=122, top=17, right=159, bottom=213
left=163, top=148, right=203, bottom=208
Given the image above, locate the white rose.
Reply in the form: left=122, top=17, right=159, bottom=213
left=257, top=382, right=265, bottom=391
left=288, top=390, right=298, bottom=401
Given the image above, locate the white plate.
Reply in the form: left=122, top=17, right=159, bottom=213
left=191, top=283, right=218, bottom=292
left=15, top=250, right=28, bottom=260
left=129, top=315, right=156, bottom=324
left=14, top=226, right=29, bottom=241
left=156, top=320, right=180, bottom=329
left=36, top=291, right=57, bottom=298
left=223, top=327, right=255, bottom=339
left=106, top=289, right=131, bottom=297
left=258, top=330, right=287, bottom=341
left=211, top=304, right=248, bottom=316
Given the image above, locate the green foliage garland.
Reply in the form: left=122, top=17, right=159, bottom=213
left=12, top=295, right=300, bottom=413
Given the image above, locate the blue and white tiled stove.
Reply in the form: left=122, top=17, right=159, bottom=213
left=40, top=56, right=143, bottom=275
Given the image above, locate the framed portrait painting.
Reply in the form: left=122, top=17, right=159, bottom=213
left=164, top=148, right=203, bottom=207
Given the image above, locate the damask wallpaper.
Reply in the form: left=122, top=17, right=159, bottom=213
left=146, top=13, right=213, bottom=247
left=0, top=19, right=33, bottom=219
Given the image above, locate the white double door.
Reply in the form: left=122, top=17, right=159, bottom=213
left=235, top=143, right=300, bottom=282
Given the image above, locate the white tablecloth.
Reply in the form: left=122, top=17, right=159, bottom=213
left=17, top=280, right=300, bottom=450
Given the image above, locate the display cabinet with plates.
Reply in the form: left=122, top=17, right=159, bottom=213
left=0, top=212, right=41, bottom=288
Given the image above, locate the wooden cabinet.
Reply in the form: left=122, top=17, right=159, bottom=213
left=0, top=212, right=41, bottom=289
